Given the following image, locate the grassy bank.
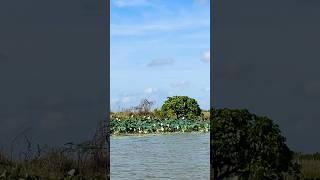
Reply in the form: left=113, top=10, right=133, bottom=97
left=0, top=149, right=106, bottom=179
left=294, top=153, right=320, bottom=179
left=0, top=121, right=108, bottom=180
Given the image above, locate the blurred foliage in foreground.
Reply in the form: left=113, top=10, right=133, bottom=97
left=211, top=108, right=299, bottom=180
left=0, top=121, right=108, bottom=180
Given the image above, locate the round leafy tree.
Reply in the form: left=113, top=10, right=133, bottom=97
left=160, top=96, right=201, bottom=119
left=211, top=108, right=300, bottom=180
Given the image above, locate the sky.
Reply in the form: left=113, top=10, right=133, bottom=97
left=110, top=0, right=210, bottom=111
left=214, top=0, right=320, bottom=153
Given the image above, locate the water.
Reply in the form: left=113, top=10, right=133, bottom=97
left=111, top=132, right=209, bottom=180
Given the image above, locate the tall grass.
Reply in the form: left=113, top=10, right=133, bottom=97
left=294, top=153, right=320, bottom=179
left=0, top=120, right=109, bottom=179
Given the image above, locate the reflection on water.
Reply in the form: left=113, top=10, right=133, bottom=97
left=111, top=132, right=209, bottom=180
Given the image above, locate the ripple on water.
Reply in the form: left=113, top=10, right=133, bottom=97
left=111, top=133, right=209, bottom=180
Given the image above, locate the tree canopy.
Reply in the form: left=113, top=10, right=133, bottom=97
left=160, top=96, right=201, bottom=119
left=211, top=108, right=300, bottom=180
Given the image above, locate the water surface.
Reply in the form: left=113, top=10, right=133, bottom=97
left=111, top=132, right=209, bottom=180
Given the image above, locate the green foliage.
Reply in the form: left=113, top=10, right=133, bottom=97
left=211, top=108, right=299, bottom=180
left=110, top=116, right=209, bottom=134
left=160, top=96, right=201, bottom=119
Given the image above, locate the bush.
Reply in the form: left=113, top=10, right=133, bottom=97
left=211, top=108, right=299, bottom=179
left=160, top=96, right=201, bottom=120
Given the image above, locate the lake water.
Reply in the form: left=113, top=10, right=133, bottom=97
left=110, top=132, right=209, bottom=180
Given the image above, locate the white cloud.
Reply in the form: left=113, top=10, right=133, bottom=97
left=111, top=18, right=209, bottom=37
left=147, top=59, right=174, bottom=67
left=111, top=96, right=133, bottom=104
left=170, top=81, right=190, bottom=88
left=121, top=96, right=132, bottom=103
left=202, top=50, right=210, bottom=62
left=144, top=87, right=158, bottom=94
left=113, top=0, right=150, bottom=8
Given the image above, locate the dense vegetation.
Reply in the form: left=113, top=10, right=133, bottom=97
left=110, top=116, right=209, bottom=135
left=110, top=97, right=210, bottom=135
left=211, top=108, right=300, bottom=180
left=160, top=96, right=202, bottom=119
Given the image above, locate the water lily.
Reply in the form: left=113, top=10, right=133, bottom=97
left=110, top=117, right=210, bottom=134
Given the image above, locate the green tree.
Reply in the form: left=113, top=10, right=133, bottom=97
left=211, top=108, right=300, bottom=180
left=160, top=96, right=201, bottom=119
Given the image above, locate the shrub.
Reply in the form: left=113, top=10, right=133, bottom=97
left=160, top=96, right=201, bottom=119
left=211, top=108, right=299, bottom=179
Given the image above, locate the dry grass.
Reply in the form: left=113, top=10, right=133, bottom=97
left=0, top=120, right=109, bottom=179
left=299, top=159, right=320, bottom=179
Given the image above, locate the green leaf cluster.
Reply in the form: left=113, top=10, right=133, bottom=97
left=110, top=116, right=209, bottom=134
left=160, top=96, right=201, bottom=120
left=211, top=108, right=299, bottom=180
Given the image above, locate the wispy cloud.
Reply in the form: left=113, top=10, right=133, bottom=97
left=170, top=81, right=190, bottom=88
left=144, top=87, right=158, bottom=94
left=147, top=59, right=174, bottom=67
left=201, top=50, right=210, bottom=62
left=113, top=0, right=150, bottom=8
left=111, top=18, right=209, bottom=37
left=111, top=95, right=133, bottom=105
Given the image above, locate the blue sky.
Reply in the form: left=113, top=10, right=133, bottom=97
left=111, top=0, right=210, bottom=111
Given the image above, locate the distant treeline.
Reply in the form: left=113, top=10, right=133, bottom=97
left=111, top=96, right=210, bottom=121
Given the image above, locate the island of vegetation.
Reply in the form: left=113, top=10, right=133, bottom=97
left=110, top=96, right=210, bottom=135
